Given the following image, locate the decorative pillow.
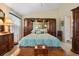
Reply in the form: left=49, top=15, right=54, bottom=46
left=32, top=29, right=47, bottom=34
left=40, top=29, right=47, bottom=34
left=35, top=30, right=42, bottom=34
left=31, top=30, right=36, bottom=34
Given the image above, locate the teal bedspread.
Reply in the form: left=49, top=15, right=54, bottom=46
left=19, top=34, right=61, bottom=47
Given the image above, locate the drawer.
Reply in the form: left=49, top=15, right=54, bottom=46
left=35, top=50, right=43, bottom=54
left=0, top=36, right=8, bottom=46
left=0, top=42, right=8, bottom=47
left=34, top=49, right=48, bottom=54
left=34, top=49, right=48, bottom=56
left=8, top=45, right=14, bottom=51
left=0, top=45, right=8, bottom=55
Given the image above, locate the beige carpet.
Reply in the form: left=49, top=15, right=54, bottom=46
left=4, top=42, right=79, bottom=56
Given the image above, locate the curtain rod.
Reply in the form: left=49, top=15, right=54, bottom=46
left=9, top=12, right=22, bottom=20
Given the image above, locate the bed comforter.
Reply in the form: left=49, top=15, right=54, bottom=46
left=19, top=33, right=61, bottom=47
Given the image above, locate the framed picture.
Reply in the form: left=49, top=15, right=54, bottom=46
left=61, top=21, right=64, bottom=26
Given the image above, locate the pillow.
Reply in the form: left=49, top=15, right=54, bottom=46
left=40, top=29, right=47, bottom=34
left=31, top=30, right=36, bottom=34
left=32, top=29, right=47, bottom=34
left=35, top=30, right=42, bottom=34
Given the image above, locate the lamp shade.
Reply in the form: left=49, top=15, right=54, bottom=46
left=4, top=18, right=13, bottom=25
left=0, top=19, right=3, bottom=25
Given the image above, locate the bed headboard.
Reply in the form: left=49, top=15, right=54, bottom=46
left=24, top=18, right=56, bottom=36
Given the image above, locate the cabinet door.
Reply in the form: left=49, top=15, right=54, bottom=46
left=8, top=33, right=14, bottom=51
left=48, top=19, right=56, bottom=36
left=24, top=19, right=33, bottom=36
left=0, top=35, right=8, bottom=46
left=28, top=20, right=33, bottom=33
left=0, top=35, right=8, bottom=55
left=0, top=45, right=7, bottom=55
left=0, top=36, right=3, bottom=46
left=74, top=11, right=79, bottom=37
left=73, top=10, right=79, bottom=51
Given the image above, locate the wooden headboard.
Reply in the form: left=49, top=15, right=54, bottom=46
left=24, top=18, right=56, bottom=36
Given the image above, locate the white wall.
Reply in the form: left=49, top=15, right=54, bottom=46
left=0, top=3, right=10, bottom=18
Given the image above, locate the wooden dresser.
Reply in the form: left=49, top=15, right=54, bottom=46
left=0, top=32, right=14, bottom=55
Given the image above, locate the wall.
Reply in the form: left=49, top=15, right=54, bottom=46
left=0, top=3, right=10, bottom=18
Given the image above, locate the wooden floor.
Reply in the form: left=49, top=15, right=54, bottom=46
left=17, top=47, right=65, bottom=56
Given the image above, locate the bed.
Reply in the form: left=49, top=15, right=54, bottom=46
left=18, top=33, right=65, bottom=56
left=19, top=33, right=61, bottom=47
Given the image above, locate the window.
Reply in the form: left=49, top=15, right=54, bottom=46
left=9, top=12, right=22, bottom=43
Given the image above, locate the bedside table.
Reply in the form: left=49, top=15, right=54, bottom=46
left=34, top=45, right=48, bottom=56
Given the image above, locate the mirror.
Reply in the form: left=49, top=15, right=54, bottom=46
left=0, top=9, right=5, bottom=21
left=0, top=9, right=5, bottom=32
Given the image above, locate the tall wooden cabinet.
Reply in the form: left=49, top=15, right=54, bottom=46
left=24, top=18, right=56, bottom=36
left=71, top=7, right=79, bottom=54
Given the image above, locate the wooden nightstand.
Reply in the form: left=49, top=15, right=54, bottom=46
left=57, top=31, right=62, bottom=41
left=34, top=45, right=48, bottom=56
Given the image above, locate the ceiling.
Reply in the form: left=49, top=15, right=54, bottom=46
left=5, top=3, right=62, bottom=16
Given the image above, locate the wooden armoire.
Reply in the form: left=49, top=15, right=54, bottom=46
left=24, top=18, right=56, bottom=36
left=71, top=7, right=79, bottom=54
